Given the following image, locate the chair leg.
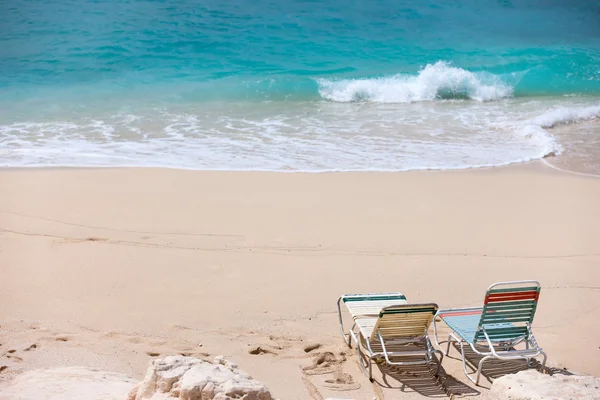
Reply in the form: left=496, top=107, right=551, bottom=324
left=426, top=335, right=444, bottom=377
left=446, top=334, right=454, bottom=356
left=434, top=349, right=444, bottom=377
left=345, top=324, right=356, bottom=348
left=540, top=351, right=547, bottom=368
left=476, top=355, right=493, bottom=386
left=355, top=336, right=373, bottom=381
left=457, top=340, right=477, bottom=384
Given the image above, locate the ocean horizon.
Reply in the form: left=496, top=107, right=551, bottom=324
left=1, top=0, right=600, bottom=173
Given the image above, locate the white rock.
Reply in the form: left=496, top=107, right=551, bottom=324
left=0, top=366, right=137, bottom=400
left=131, top=355, right=273, bottom=400
left=131, top=355, right=205, bottom=399
left=484, top=370, right=600, bottom=400
left=213, top=355, right=226, bottom=365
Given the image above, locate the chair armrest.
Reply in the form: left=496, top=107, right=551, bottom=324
left=436, top=306, right=484, bottom=318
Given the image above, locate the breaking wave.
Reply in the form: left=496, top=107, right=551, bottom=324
left=530, top=105, right=600, bottom=128
left=316, top=62, right=515, bottom=103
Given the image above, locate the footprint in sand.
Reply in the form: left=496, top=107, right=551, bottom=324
left=324, top=372, right=361, bottom=391
left=54, top=336, right=70, bottom=342
left=23, top=344, right=37, bottom=351
left=172, top=325, right=194, bottom=331
left=146, top=351, right=161, bottom=357
left=248, top=345, right=278, bottom=355
left=302, top=350, right=360, bottom=395
left=178, top=351, right=211, bottom=359
left=85, top=237, right=108, bottom=242
left=0, top=366, right=8, bottom=373
left=177, top=347, right=196, bottom=357
left=303, top=343, right=321, bottom=353
left=4, top=350, right=22, bottom=362
left=302, top=351, right=346, bottom=376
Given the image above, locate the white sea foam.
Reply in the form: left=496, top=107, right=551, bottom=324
left=506, top=104, right=600, bottom=160
left=316, top=62, right=514, bottom=103
left=1, top=100, right=599, bottom=172
left=530, top=105, right=600, bottom=128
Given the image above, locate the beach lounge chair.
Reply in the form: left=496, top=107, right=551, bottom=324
left=337, top=292, right=408, bottom=345
left=337, top=293, right=443, bottom=381
left=433, top=280, right=547, bottom=385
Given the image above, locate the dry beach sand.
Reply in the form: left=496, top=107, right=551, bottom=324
left=1, top=163, right=599, bottom=399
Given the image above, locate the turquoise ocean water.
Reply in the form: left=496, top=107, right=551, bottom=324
left=1, top=0, right=600, bottom=172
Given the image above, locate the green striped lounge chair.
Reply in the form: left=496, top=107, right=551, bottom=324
left=433, top=280, right=547, bottom=385
left=337, top=293, right=443, bottom=380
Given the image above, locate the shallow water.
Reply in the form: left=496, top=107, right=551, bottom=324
left=1, top=0, right=599, bottom=172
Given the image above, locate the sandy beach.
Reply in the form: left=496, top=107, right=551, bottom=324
left=1, top=162, right=599, bottom=399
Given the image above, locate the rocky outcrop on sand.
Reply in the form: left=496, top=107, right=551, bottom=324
left=0, top=366, right=137, bottom=400
left=484, top=370, right=600, bottom=400
left=3, top=357, right=600, bottom=400
left=0, top=356, right=274, bottom=400
left=128, top=355, right=273, bottom=400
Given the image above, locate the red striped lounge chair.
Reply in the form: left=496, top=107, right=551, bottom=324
left=433, top=280, right=547, bottom=385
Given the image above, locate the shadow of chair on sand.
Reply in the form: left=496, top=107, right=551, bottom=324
left=446, top=341, right=573, bottom=387
left=367, top=351, right=481, bottom=398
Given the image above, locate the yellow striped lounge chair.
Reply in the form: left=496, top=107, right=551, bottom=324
left=337, top=293, right=443, bottom=381
left=433, top=280, right=547, bottom=385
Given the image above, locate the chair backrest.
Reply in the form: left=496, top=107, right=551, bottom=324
left=340, top=292, right=407, bottom=320
left=342, top=292, right=407, bottom=304
left=475, top=280, right=541, bottom=343
left=372, top=303, right=439, bottom=341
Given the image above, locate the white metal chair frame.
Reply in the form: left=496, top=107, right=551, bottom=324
left=338, top=294, right=443, bottom=381
left=432, top=280, right=547, bottom=385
